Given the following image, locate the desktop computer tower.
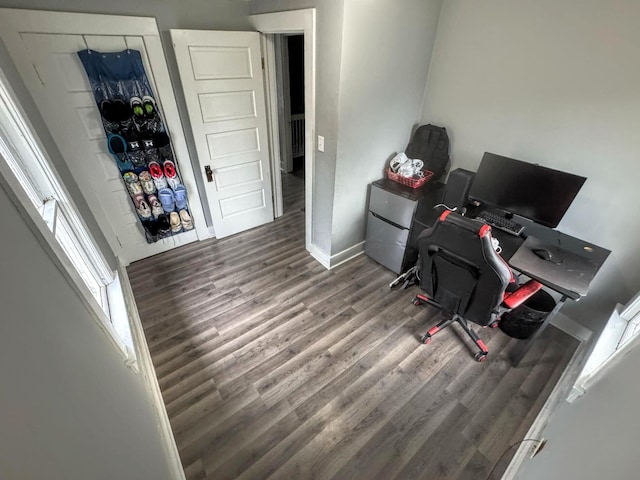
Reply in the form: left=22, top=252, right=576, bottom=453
left=442, top=168, right=475, bottom=209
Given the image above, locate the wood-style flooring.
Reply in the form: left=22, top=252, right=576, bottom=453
left=128, top=173, right=578, bottom=480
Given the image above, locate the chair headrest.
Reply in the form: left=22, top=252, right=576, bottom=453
left=438, top=210, right=491, bottom=238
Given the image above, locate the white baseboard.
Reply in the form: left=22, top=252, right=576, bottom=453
left=118, top=263, right=186, bottom=480
left=550, top=312, right=592, bottom=342
left=308, top=241, right=365, bottom=270
left=329, top=241, right=365, bottom=269
left=308, top=242, right=331, bottom=269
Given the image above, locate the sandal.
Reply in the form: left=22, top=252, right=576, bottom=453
left=169, top=211, right=182, bottom=233
left=179, top=209, right=194, bottom=230
left=173, top=184, right=188, bottom=210
left=158, top=187, right=175, bottom=213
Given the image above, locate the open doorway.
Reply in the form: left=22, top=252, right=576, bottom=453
left=275, top=34, right=305, bottom=215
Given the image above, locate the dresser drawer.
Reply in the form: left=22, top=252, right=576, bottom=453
left=364, top=212, right=409, bottom=274
left=369, top=184, right=417, bottom=229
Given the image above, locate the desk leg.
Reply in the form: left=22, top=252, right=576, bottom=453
left=510, top=294, right=568, bottom=367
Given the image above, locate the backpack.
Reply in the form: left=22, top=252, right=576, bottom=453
left=405, top=124, right=450, bottom=181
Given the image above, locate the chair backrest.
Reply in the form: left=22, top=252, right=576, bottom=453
left=417, top=211, right=511, bottom=326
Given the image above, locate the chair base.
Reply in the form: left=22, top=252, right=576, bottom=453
left=414, top=294, right=489, bottom=362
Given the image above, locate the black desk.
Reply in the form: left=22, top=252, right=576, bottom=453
left=411, top=190, right=610, bottom=366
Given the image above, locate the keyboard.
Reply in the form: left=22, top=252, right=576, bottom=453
left=475, top=210, right=524, bottom=236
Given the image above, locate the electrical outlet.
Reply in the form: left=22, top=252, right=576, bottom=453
left=317, top=135, right=325, bottom=152
left=530, top=439, right=547, bottom=458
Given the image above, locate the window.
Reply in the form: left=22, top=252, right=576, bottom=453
left=0, top=68, right=135, bottom=362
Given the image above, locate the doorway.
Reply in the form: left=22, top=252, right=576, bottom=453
left=250, top=9, right=317, bottom=261
left=276, top=34, right=305, bottom=215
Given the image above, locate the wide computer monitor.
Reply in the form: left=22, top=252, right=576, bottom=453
left=468, top=152, right=587, bottom=228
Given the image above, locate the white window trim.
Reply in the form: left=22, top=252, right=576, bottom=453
left=0, top=67, right=135, bottom=365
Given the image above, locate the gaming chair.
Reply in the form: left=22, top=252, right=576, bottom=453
left=413, top=210, right=541, bottom=361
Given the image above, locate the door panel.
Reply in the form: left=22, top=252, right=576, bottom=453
left=13, top=32, right=198, bottom=262
left=172, top=29, right=274, bottom=238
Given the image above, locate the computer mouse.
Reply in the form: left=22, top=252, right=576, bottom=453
left=532, top=248, right=553, bottom=261
left=532, top=248, right=562, bottom=264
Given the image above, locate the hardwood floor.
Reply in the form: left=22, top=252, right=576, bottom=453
left=282, top=170, right=305, bottom=214
left=128, top=180, right=578, bottom=480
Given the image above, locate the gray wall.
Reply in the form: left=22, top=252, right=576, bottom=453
left=331, top=0, right=442, bottom=254
left=421, top=0, right=640, bottom=331
left=250, top=0, right=345, bottom=255
left=0, top=183, right=173, bottom=480
left=250, top=0, right=443, bottom=257
left=519, top=344, right=640, bottom=479
left=0, top=0, right=252, bottom=235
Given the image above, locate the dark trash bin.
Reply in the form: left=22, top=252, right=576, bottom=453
left=499, top=290, right=556, bottom=339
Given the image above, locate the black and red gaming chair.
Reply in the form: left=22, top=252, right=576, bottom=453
left=413, top=210, right=542, bottom=361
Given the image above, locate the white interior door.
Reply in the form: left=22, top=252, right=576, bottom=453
left=0, top=10, right=207, bottom=265
left=171, top=30, right=274, bottom=238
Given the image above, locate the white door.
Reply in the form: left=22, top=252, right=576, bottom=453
left=171, top=30, right=274, bottom=238
left=0, top=11, right=206, bottom=264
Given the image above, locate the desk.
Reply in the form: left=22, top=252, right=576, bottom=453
left=411, top=184, right=610, bottom=366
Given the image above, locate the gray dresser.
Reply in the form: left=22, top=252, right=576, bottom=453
left=365, top=178, right=444, bottom=274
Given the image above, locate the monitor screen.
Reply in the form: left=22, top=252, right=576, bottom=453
left=468, top=153, right=586, bottom=228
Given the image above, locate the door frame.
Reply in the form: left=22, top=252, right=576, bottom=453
left=250, top=9, right=316, bottom=256
left=0, top=9, right=210, bottom=260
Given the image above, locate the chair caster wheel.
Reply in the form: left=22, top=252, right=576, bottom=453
left=421, top=334, right=432, bottom=345
left=474, top=352, right=488, bottom=362
left=489, top=321, right=499, bottom=329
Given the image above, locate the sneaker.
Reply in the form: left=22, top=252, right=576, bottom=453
left=157, top=214, right=171, bottom=237
left=142, top=95, right=162, bottom=132
left=125, top=132, right=146, bottom=168
left=123, top=172, right=143, bottom=196
left=138, top=170, right=156, bottom=195
left=111, top=98, right=135, bottom=134
left=107, top=133, right=133, bottom=172
left=141, top=220, right=158, bottom=243
left=132, top=194, right=152, bottom=220
left=147, top=195, right=164, bottom=218
left=154, top=132, right=174, bottom=162
left=130, top=96, right=144, bottom=118
left=163, top=160, right=181, bottom=189
left=148, top=161, right=168, bottom=190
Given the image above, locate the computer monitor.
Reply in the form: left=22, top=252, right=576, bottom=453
left=468, top=152, right=586, bottom=228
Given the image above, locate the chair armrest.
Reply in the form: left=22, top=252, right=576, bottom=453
left=502, top=279, right=543, bottom=309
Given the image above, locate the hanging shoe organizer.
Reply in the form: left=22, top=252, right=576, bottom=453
left=78, top=49, right=194, bottom=243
